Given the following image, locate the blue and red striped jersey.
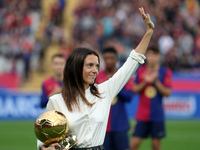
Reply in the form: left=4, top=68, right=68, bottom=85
left=40, top=77, right=62, bottom=108
left=135, top=65, right=172, bottom=122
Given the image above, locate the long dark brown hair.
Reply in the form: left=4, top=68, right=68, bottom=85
left=61, top=47, right=102, bottom=112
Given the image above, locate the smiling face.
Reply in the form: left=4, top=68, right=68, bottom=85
left=82, top=54, right=100, bottom=89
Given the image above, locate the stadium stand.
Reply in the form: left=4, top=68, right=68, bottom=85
left=0, top=0, right=200, bottom=91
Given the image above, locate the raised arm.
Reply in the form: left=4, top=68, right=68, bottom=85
left=100, top=7, right=155, bottom=101
left=135, top=7, right=155, bottom=55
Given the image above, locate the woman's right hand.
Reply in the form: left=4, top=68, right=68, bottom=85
left=40, top=143, right=66, bottom=150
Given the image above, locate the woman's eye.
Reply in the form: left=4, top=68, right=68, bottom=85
left=96, top=65, right=99, bottom=69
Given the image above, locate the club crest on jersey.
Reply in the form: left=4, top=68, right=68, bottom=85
left=112, top=96, right=118, bottom=105
left=145, top=86, right=157, bottom=98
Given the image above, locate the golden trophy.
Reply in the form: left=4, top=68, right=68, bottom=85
left=34, top=110, right=78, bottom=150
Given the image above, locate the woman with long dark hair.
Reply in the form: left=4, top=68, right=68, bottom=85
left=37, top=7, right=154, bottom=150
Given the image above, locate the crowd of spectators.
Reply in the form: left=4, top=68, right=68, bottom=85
left=0, top=0, right=68, bottom=86
left=0, top=0, right=41, bottom=83
left=1, top=0, right=200, bottom=87
left=72, top=0, right=200, bottom=72
left=44, top=0, right=66, bottom=45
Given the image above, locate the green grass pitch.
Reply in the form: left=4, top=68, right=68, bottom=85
left=0, top=120, right=199, bottom=150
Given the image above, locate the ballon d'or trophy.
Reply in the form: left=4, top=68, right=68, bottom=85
left=34, top=110, right=78, bottom=150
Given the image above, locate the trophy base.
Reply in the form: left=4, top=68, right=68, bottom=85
left=55, top=134, right=78, bottom=150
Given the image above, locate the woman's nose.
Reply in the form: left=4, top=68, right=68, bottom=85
left=92, top=66, right=98, bottom=73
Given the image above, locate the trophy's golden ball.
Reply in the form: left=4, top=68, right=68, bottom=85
left=34, top=110, right=69, bottom=145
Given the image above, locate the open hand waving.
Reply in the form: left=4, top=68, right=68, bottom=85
left=139, top=7, right=155, bottom=31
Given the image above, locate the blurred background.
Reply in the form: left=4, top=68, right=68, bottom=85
left=0, top=0, right=200, bottom=150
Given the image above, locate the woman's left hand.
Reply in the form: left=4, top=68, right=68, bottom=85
left=139, top=7, right=155, bottom=31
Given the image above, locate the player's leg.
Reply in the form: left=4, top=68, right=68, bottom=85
left=151, top=139, right=161, bottom=150
left=112, top=131, right=129, bottom=150
left=130, top=137, right=143, bottom=150
left=103, top=132, right=113, bottom=150
left=130, top=121, right=150, bottom=150
left=150, top=121, right=166, bottom=150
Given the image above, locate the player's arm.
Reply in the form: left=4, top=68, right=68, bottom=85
left=118, top=88, right=133, bottom=102
left=133, top=70, right=159, bottom=93
left=40, top=84, right=49, bottom=108
left=48, top=86, right=61, bottom=97
left=133, top=71, right=151, bottom=93
left=118, top=78, right=134, bottom=102
left=154, top=69, right=172, bottom=97
left=133, top=81, right=147, bottom=94
left=154, top=80, right=171, bottom=97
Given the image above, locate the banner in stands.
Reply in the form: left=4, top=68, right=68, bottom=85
left=0, top=89, right=200, bottom=120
